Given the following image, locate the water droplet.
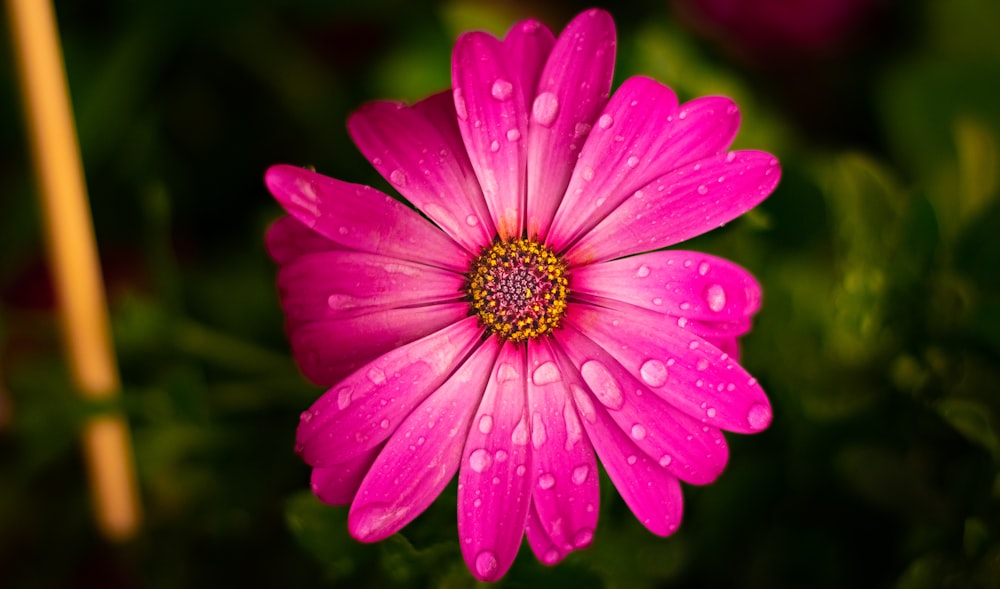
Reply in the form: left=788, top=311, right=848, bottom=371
left=678, top=109, right=689, bottom=120
left=571, top=464, right=589, bottom=485
left=532, top=92, right=559, bottom=126
left=580, top=360, right=624, bottom=410
left=379, top=418, right=390, bottom=429
left=598, top=113, right=614, bottom=129
left=626, top=455, right=637, bottom=465
left=726, top=151, right=737, bottom=162
left=531, top=361, right=561, bottom=385
left=532, top=413, right=547, bottom=448
left=652, top=297, right=663, bottom=306
left=490, top=140, right=500, bottom=152
left=706, top=407, right=717, bottom=418
left=581, top=166, right=595, bottom=181
left=516, top=464, right=527, bottom=476
left=538, top=472, right=556, bottom=489
left=543, top=548, right=561, bottom=564
left=677, top=317, right=688, bottom=328
left=658, top=454, right=673, bottom=467
left=571, top=384, right=597, bottom=423
left=454, top=88, right=468, bottom=120
left=389, top=169, right=407, bottom=186
left=469, top=448, right=492, bottom=472
left=336, top=386, right=352, bottom=410
left=696, top=358, right=709, bottom=371
left=631, top=423, right=648, bottom=440
left=367, top=366, right=387, bottom=385
left=491, top=79, right=513, bottom=101
left=475, top=550, right=499, bottom=579
left=511, top=417, right=529, bottom=445
left=697, top=184, right=708, bottom=195
left=704, top=284, right=726, bottom=312
left=698, top=261, right=710, bottom=276
left=627, top=156, right=640, bottom=168
left=635, top=265, right=650, bottom=278
left=747, top=403, right=771, bottom=430
left=573, top=527, right=594, bottom=547
left=300, top=410, right=312, bottom=423
left=351, top=502, right=409, bottom=540
left=496, top=362, right=518, bottom=382
left=506, top=128, right=521, bottom=142
left=689, top=341, right=700, bottom=350
left=639, top=359, right=668, bottom=387
left=478, top=414, right=493, bottom=434
left=465, top=214, right=479, bottom=227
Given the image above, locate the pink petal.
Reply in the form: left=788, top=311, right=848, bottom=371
left=524, top=504, right=567, bottom=566
left=277, top=250, right=465, bottom=328
left=452, top=31, right=529, bottom=239
left=348, top=338, right=499, bottom=542
left=289, top=303, right=468, bottom=386
left=310, top=443, right=383, bottom=506
left=502, top=19, right=556, bottom=106
left=525, top=338, right=600, bottom=555
left=265, top=215, right=339, bottom=264
left=544, top=76, right=677, bottom=248
left=458, top=343, right=532, bottom=582
left=547, top=89, right=743, bottom=250
left=570, top=250, right=762, bottom=323
left=566, top=150, right=780, bottom=264
left=265, top=164, right=469, bottom=271
left=296, top=316, right=482, bottom=466
left=525, top=8, right=616, bottom=239
left=348, top=94, right=495, bottom=252
left=549, top=337, right=685, bottom=536
left=555, top=321, right=729, bottom=485
left=566, top=303, right=772, bottom=435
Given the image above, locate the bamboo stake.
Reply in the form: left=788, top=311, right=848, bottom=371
left=6, top=0, right=141, bottom=540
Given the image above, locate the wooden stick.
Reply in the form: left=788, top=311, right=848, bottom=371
left=6, top=0, right=141, bottom=541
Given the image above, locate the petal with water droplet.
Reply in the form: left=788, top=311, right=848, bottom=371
left=310, top=443, right=384, bottom=506
left=297, top=317, right=482, bottom=466
left=347, top=339, right=498, bottom=541
left=459, top=343, right=532, bottom=581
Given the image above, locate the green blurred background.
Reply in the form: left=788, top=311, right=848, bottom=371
left=2, top=0, right=999, bottom=587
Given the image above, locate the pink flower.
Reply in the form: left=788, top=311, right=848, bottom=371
left=265, top=8, right=780, bottom=582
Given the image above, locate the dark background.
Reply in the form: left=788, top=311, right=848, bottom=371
left=2, top=0, right=999, bottom=587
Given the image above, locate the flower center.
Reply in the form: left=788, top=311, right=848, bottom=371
left=467, top=238, right=569, bottom=342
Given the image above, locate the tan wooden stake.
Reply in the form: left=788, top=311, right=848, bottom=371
left=6, top=0, right=141, bottom=540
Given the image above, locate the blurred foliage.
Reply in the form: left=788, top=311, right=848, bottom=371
left=2, top=0, right=1000, bottom=587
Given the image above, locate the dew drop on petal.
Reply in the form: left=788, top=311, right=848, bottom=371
left=299, top=410, right=312, bottom=423
left=598, top=113, right=614, bottom=129
left=466, top=214, right=479, bottom=227
left=543, top=549, right=561, bottom=564
left=571, top=384, right=597, bottom=423
left=478, top=414, right=494, bottom=434
left=379, top=418, right=390, bottom=429
left=367, top=366, right=387, bottom=385
left=581, top=166, right=595, bottom=181
left=475, top=550, right=499, bottom=579
left=697, top=184, right=708, bottom=195
left=490, top=140, right=500, bottom=152
left=747, top=403, right=772, bottom=430
left=389, top=169, right=407, bottom=186
left=506, top=128, right=521, bottom=142
left=627, top=155, right=640, bottom=168
left=631, top=424, right=648, bottom=440
left=659, top=454, right=673, bottom=467
left=538, top=472, right=556, bottom=490
left=573, top=528, right=594, bottom=547
left=626, top=455, right=637, bottom=465
left=706, top=407, right=717, bottom=418
left=454, top=88, right=468, bottom=120
left=640, top=359, right=668, bottom=387
left=497, top=362, right=519, bottom=382
left=571, top=464, right=590, bottom=485
left=469, top=448, right=492, bottom=473
left=491, top=79, right=513, bottom=101
left=704, top=284, right=727, bottom=312
left=531, top=361, right=561, bottom=385
left=532, top=92, right=559, bottom=126
left=511, top=417, right=529, bottom=445
left=696, top=358, right=709, bottom=371
left=698, top=261, right=710, bottom=276
left=635, top=265, right=650, bottom=278
left=516, top=464, right=527, bottom=476
left=531, top=413, right=547, bottom=448
left=336, top=386, right=352, bottom=410
left=580, top=360, right=624, bottom=410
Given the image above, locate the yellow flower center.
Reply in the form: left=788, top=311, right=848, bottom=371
left=467, top=238, right=569, bottom=342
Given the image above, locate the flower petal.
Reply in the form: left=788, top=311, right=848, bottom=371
left=566, top=303, right=772, bottom=434
left=525, top=8, right=616, bottom=239
left=289, top=303, right=468, bottom=386
left=550, top=337, right=685, bottom=536
left=348, top=338, right=499, bottom=542
left=525, top=338, right=600, bottom=555
left=265, top=215, right=339, bottom=264
left=310, top=443, right=383, bottom=506
left=265, top=164, right=469, bottom=271
left=501, top=19, right=555, bottom=106
left=556, top=321, right=729, bottom=485
left=525, top=504, right=567, bottom=566
left=567, top=150, right=780, bottom=264
left=296, top=316, right=482, bottom=466
left=277, top=250, right=465, bottom=327
left=570, top=250, right=762, bottom=323
left=452, top=31, right=529, bottom=239
left=458, top=343, right=532, bottom=582
left=544, top=76, right=677, bottom=248
left=348, top=94, right=495, bottom=252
